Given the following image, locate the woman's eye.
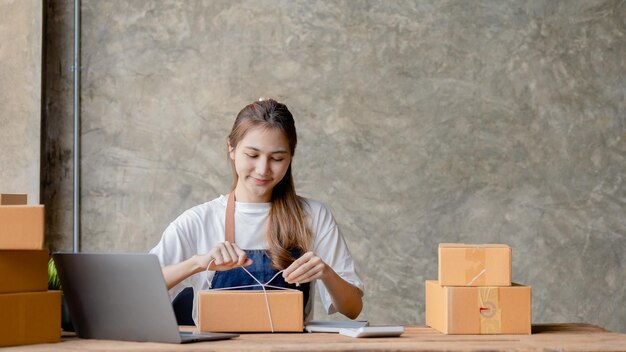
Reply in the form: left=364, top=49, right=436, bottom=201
left=272, top=158, right=284, bottom=162
left=245, top=154, right=258, bottom=159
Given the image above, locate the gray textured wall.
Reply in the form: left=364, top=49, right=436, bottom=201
left=43, top=1, right=626, bottom=332
left=0, top=0, right=42, bottom=202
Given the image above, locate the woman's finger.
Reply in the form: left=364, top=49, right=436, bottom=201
left=286, top=255, right=323, bottom=283
left=285, top=260, right=313, bottom=282
left=233, top=244, right=248, bottom=266
left=223, top=241, right=239, bottom=265
left=219, top=245, right=233, bottom=265
left=288, top=263, right=324, bottom=284
left=211, top=251, right=224, bottom=266
left=283, top=251, right=313, bottom=278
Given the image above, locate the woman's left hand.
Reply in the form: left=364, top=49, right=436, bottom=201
left=282, top=251, right=330, bottom=285
left=284, top=251, right=363, bottom=319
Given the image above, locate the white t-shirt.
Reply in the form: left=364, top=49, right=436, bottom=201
left=149, top=194, right=364, bottom=324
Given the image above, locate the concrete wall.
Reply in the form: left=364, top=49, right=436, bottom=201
left=44, top=1, right=626, bottom=332
left=0, top=0, right=42, bottom=203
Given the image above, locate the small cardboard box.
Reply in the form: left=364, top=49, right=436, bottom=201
left=198, top=290, right=303, bottom=332
left=425, top=280, right=531, bottom=334
left=0, top=194, right=27, bottom=205
left=0, top=205, right=44, bottom=250
left=439, top=243, right=511, bottom=286
left=0, top=291, right=61, bottom=347
left=0, top=250, right=48, bottom=294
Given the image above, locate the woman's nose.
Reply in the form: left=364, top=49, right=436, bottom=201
left=256, top=159, right=269, bottom=176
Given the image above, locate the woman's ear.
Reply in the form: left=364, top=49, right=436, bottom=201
left=227, top=139, right=235, bottom=160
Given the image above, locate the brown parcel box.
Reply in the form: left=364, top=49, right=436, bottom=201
left=0, top=205, right=44, bottom=250
left=198, top=290, right=303, bottom=332
left=439, top=243, right=511, bottom=286
left=425, top=280, right=531, bottom=335
left=0, top=250, right=48, bottom=293
left=0, top=291, right=61, bottom=347
left=0, top=194, right=27, bottom=205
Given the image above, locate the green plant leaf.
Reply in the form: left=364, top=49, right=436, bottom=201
left=48, top=257, right=62, bottom=290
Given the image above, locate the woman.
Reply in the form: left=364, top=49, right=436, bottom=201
left=150, top=98, right=363, bottom=325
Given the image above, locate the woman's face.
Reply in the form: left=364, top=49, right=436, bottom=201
left=229, top=126, right=292, bottom=202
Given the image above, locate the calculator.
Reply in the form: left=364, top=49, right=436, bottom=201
left=339, top=326, right=405, bottom=338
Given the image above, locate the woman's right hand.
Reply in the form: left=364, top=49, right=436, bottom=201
left=162, top=241, right=253, bottom=290
left=195, top=241, right=253, bottom=272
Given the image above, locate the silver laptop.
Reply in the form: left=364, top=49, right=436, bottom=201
left=53, top=252, right=238, bottom=344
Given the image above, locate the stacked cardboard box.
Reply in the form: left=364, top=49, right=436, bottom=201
left=0, top=194, right=61, bottom=347
left=425, top=243, right=531, bottom=334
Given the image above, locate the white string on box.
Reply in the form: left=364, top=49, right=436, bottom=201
left=466, top=245, right=487, bottom=286
left=466, top=268, right=487, bottom=285
left=204, top=259, right=300, bottom=332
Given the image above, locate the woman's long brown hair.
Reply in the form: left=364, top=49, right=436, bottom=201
left=228, top=99, right=313, bottom=269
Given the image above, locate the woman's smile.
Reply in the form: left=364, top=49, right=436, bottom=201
left=250, top=176, right=271, bottom=185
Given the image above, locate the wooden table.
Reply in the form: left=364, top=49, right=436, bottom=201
left=4, top=324, right=626, bottom=351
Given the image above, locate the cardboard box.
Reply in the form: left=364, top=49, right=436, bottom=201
left=425, top=280, right=531, bottom=334
left=0, top=194, right=27, bottom=205
left=198, top=290, right=303, bottom=332
left=439, top=243, right=511, bottom=286
left=0, top=205, right=44, bottom=250
left=0, top=291, right=61, bottom=347
left=0, top=250, right=48, bottom=294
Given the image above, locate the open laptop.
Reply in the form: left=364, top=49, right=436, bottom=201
left=53, top=252, right=238, bottom=344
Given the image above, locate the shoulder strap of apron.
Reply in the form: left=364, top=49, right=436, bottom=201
left=225, top=191, right=235, bottom=243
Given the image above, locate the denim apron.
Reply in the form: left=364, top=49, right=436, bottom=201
left=210, top=192, right=310, bottom=313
